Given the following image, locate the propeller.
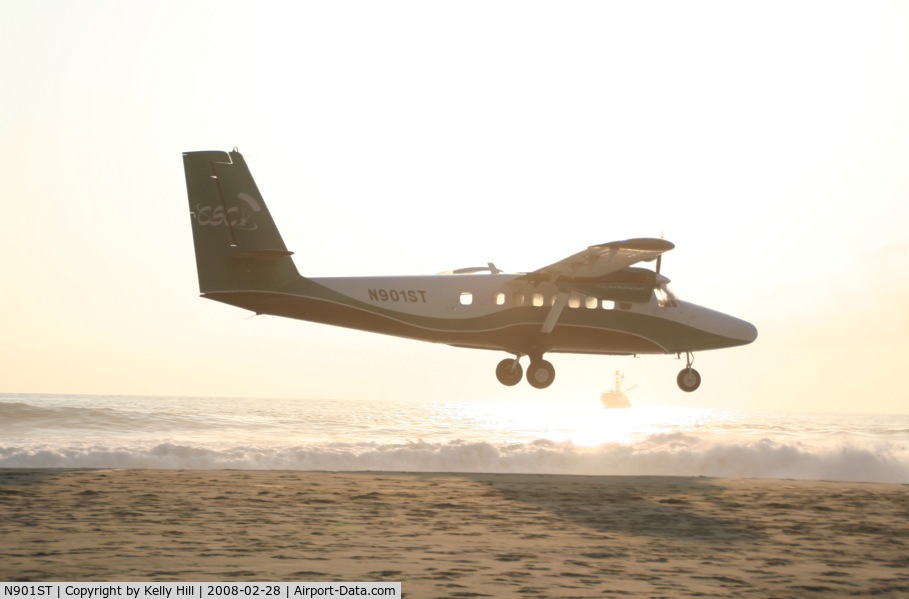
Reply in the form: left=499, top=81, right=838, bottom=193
left=655, top=230, right=665, bottom=275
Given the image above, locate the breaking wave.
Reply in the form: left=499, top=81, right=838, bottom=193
left=2, top=435, right=908, bottom=484
left=3, top=394, right=908, bottom=483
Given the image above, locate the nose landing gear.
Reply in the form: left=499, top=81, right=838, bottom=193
left=677, top=352, right=701, bottom=392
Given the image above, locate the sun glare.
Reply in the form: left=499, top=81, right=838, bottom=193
left=440, top=401, right=723, bottom=447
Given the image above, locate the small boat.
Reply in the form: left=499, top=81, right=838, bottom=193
left=600, top=371, right=636, bottom=408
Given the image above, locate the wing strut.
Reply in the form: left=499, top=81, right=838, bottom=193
left=541, top=291, right=569, bottom=334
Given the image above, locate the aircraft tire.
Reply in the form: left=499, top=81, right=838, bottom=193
left=495, top=359, right=523, bottom=386
left=527, top=360, right=555, bottom=389
left=677, top=367, right=701, bottom=392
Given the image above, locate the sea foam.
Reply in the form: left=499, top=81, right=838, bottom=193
left=2, top=394, right=908, bottom=483
left=2, top=435, right=907, bottom=483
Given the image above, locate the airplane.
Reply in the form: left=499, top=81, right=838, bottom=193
left=182, top=149, right=757, bottom=392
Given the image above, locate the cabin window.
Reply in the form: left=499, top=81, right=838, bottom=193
left=494, top=292, right=506, bottom=306
left=602, top=300, right=615, bottom=310
left=532, top=293, right=545, bottom=307
left=618, top=302, right=632, bottom=310
left=568, top=294, right=581, bottom=309
left=585, top=296, right=598, bottom=309
left=513, top=293, right=525, bottom=306
left=460, top=292, right=473, bottom=306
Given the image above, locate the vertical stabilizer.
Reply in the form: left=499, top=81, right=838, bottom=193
left=183, top=150, right=300, bottom=293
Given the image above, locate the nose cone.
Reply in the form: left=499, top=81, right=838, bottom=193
left=678, top=302, right=758, bottom=348
left=729, top=316, right=758, bottom=345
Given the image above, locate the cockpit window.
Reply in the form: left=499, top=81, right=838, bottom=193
left=655, top=285, right=678, bottom=308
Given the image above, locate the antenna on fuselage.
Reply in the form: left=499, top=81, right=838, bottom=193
left=451, top=262, right=503, bottom=275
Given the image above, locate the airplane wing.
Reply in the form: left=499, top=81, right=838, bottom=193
left=525, top=238, right=674, bottom=280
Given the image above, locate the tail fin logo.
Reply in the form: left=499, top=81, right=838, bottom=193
left=194, top=192, right=262, bottom=230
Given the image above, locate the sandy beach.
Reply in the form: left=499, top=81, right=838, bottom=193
left=1, top=469, right=908, bottom=597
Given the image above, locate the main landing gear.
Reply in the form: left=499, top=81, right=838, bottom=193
left=677, top=351, right=701, bottom=393
left=495, top=352, right=702, bottom=392
left=495, top=358, right=523, bottom=387
left=495, top=357, right=556, bottom=389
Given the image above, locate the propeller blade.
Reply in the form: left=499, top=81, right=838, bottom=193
left=655, top=231, right=665, bottom=275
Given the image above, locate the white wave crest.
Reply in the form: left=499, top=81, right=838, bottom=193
left=2, top=434, right=908, bottom=484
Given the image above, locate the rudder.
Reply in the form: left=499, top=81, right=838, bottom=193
left=183, top=149, right=300, bottom=294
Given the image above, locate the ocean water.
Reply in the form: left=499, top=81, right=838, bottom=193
left=2, top=393, right=908, bottom=484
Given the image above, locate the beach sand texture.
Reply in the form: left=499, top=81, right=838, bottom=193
left=1, top=469, right=908, bottom=597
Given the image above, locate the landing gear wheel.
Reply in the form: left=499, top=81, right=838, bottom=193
left=527, top=360, right=555, bottom=389
left=495, top=358, right=523, bottom=387
left=677, top=368, right=701, bottom=392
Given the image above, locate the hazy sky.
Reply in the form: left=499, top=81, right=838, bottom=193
left=2, top=1, right=907, bottom=413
